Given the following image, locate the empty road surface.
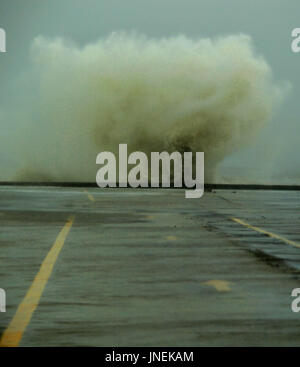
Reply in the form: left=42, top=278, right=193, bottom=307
left=0, top=186, right=300, bottom=346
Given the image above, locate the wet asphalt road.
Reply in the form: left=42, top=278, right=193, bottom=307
left=0, top=186, right=300, bottom=346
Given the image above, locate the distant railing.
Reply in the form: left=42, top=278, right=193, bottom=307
left=0, top=182, right=299, bottom=191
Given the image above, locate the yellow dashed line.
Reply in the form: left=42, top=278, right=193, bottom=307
left=204, top=280, right=231, bottom=292
left=231, top=217, right=300, bottom=249
left=165, top=235, right=177, bottom=241
left=0, top=216, right=75, bottom=347
left=84, top=190, right=95, bottom=202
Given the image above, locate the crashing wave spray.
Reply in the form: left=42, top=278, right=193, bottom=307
left=1, top=32, right=284, bottom=182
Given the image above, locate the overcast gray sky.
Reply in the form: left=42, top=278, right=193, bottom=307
left=0, top=0, right=299, bottom=182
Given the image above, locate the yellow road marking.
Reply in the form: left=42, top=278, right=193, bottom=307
left=165, top=235, right=177, bottom=241
left=204, top=280, right=231, bottom=292
left=231, top=217, right=300, bottom=249
left=0, top=215, right=75, bottom=347
left=84, top=190, right=95, bottom=202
